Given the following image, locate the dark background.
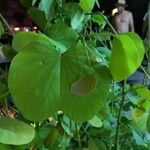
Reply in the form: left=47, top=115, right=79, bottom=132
left=0, top=0, right=149, bottom=36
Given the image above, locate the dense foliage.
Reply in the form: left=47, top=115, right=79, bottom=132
left=0, top=0, right=150, bottom=149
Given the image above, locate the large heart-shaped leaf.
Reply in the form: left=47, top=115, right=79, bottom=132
left=8, top=40, right=111, bottom=122
left=109, top=32, right=144, bottom=81
left=80, top=0, right=95, bottom=12
left=0, top=118, right=35, bottom=145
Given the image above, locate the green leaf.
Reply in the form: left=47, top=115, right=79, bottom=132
left=20, top=0, right=32, bottom=7
left=8, top=40, right=60, bottom=121
left=147, top=114, right=150, bottom=133
left=0, top=80, right=9, bottom=99
left=38, top=0, right=55, bottom=19
left=46, top=21, right=79, bottom=53
left=88, top=139, right=107, bottom=150
left=0, top=118, right=35, bottom=145
left=2, top=45, right=17, bottom=61
left=12, top=32, right=51, bottom=52
left=32, top=0, right=37, bottom=6
left=64, top=2, right=85, bottom=30
left=0, top=143, right=12, bottom=150
left=109, top=32, right=144, bottom=81
left=90, top=32, right=113, bottom=41
left=0, top=21, right=4, bottom=38
left=89, top=116, right=102, bottom=128
left=131, top=107, right=149, bottom=132
left=8, top=41, right=111, bottom=122
left=28, top=7, right=47, bottom=31
left=92, top=14, right=106, bottom=29
left=132, top=129, right=147, bottom=146
left=80, top=0, right=95, bottom=12
left=133, top=85, right=150, bottom=111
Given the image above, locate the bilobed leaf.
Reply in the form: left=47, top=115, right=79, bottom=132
left=71, top=74, right=97, bottom=96
left=0, top=21, right=4, bottom=38
left=109, top=32, right=144, bottom=81
left=12, top=32, right=51, bottom=52
left=8, top=40, right=111, bottom=122
left=0, top=118, right=35, bottom=145
left=80, top=0, right=95, bottom=12
left=28, top=7, right=47, bottom=31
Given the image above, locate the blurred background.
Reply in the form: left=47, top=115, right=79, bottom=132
left=0, top=0, right=149, bottom=36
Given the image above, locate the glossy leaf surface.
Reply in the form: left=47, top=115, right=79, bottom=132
left=109, top=32, right=144, bottom=81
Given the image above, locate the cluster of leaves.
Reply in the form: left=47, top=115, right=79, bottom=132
left=0, top=0, right=150, bottom=149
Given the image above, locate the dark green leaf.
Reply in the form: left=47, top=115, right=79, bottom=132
left=20, top=0, right=32, bottom=7
left=2, top=45, right=17, bottom=61
left=0, top=21, right=4, bottom=38
left=28, top=7, right=47, bottom=31
left=0, top=143, right=12, bottom=150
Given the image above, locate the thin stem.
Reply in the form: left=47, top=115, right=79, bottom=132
left=75, top=122, right=82, bottom=149
left=99, top=12, right=118, bottom=35
left=141, top=65, right=150, bottom=80
left=0, top=13, right=14, bottom=36
left=115, top=80, right=126, bottom=150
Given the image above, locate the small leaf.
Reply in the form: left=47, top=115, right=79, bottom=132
left=0, top=118, right=35, bottom=145
left=92, top=14, right=106, bottom=29
left=80, top=0, right=95, bottom=12
left=132, top=107, right=149, bottom=132
left=89, top=116, right=102, bottom=128
left=71, top=74, right=97, bottom=96
left=109, top=32, right=144, bottom=81
left=38, top=0, right=55, bottom=19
